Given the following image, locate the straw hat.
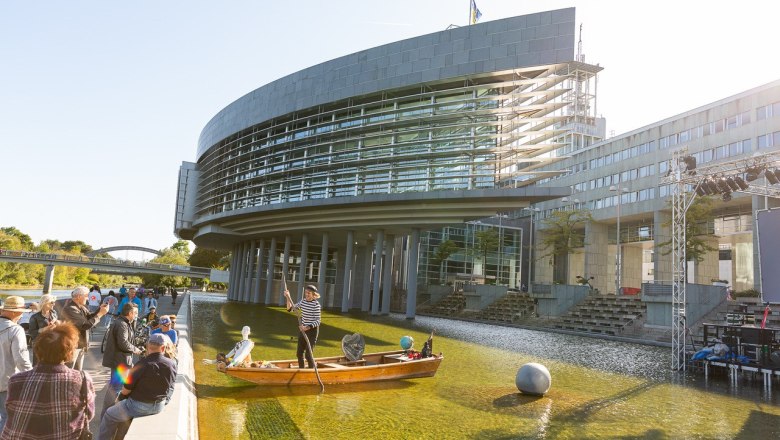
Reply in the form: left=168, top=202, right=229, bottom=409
left=1, top=296, right=30, bottom=312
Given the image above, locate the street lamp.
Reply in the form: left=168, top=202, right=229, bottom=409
left=523, top=207, right=540, bottom=292
left=609, top=185, right=622, bottom=295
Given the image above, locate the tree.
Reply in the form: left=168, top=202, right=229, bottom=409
left=1, top=227, right=33, bottom=250
left=189, top=247, right=230, bottom=269
left=431, top=239, right=459, bottom=284
left=142, top=245, right=191, bottom=288
left=536, top=209, right=592, bottom=283
left=658, top=196, right=718, bottom=264
left=171, top=240, right=191, bottom=257
left=467, top=228, right=499, bottom=280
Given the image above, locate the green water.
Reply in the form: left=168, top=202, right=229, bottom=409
left=192, top=295, right=780, bottom=439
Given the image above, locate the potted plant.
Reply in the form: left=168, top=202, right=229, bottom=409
left=733, top=288, right=762, bottom=304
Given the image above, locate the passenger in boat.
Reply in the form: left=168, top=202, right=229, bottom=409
left=283, top=285, right=321, bottom=368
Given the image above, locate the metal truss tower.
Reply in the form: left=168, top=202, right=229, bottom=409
left=662, top=149, right=780, bottom=371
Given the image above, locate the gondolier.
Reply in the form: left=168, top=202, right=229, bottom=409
left=283, top=285, right=321, bottom=369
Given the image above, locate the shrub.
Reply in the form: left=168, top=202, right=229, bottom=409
left=734, top=288, right=761, bottom=298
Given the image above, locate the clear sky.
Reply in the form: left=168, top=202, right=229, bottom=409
left=1, top=0, right=778, bottom=256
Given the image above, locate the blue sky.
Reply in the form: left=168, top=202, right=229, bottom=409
left=1, top=0, right=778, bottom=257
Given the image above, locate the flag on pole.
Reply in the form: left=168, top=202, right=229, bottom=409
left=470, top=0, right=482, bottom=25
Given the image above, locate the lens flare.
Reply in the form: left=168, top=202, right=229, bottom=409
left=114, top=364, right=133, bottom=385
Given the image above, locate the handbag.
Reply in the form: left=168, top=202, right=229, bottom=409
left=79, top=371, right=94, bottom=440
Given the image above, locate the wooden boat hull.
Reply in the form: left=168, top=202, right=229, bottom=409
left=218, top=350, right=443, bottom=386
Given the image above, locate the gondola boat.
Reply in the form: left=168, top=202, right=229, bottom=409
left=216, top=350, right=443, bottom=386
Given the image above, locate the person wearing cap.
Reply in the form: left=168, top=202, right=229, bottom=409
left=144, top=305, right=159, bottom=328
left=150, top=315, right=178, bottom=345
left=98, top=332, right=177, bottom=440
left=61, top=285, right=109, bottom=371
left=0, top=296, right=33, bottom=432
left=283, top=284, right=322, bottom=368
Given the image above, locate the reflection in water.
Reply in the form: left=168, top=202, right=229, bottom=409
left=192, top=294, right=780, bottom=439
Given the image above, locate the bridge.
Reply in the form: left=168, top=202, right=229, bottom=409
left=86, top=246, right=163, bottom=257
left=0, top=249, right=221, bottom=293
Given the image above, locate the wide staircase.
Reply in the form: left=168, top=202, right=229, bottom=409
left=418, top=291, right=466, bottom=317
left=550, top=294, right=646, bottom=336
left=474, top=291, right=537, bottom=324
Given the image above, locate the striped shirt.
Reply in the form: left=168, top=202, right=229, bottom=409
left=289, top=299, right=321, bottom=328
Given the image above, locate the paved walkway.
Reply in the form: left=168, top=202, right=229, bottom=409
left=83, top=293, right=197, bottom=439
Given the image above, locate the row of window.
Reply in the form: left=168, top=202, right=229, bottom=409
left=758, top=131, right=780, bottom=149
left=537, top=102, right=779, bottom=185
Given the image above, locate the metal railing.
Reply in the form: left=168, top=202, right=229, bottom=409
left=0, top=249, right=211, bottom=278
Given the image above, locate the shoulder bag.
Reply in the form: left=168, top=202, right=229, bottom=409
left=78, top=371, right=94, bottom=440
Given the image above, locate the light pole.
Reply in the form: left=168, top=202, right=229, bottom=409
left=609, top=185, right=622, bottom=295
left=523, top=207, right=540, bottom=292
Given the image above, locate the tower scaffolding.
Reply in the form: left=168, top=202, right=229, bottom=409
left=662, top=149, right=780, bottom=371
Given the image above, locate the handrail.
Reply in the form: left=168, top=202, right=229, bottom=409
left=0, top=248, right=211, bottom=277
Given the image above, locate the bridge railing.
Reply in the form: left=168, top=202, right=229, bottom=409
left=0, top=249, right=211, bottom=277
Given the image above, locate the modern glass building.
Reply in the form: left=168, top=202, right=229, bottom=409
left=174, top=8, right=602, bottom=315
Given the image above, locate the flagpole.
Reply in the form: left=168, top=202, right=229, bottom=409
left=468, top=0, right=472, bottom=26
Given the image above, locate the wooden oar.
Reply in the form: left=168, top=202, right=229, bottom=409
left=284, top=277, right=324, bottom=392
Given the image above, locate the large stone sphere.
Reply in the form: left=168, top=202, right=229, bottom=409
left=400, top=335, right=414, bottom=350
left=516, top=363, right=551, bottom=395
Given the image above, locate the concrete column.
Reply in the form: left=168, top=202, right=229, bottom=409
left=236, top=242, right=247, bottom=302
left=371, top=230, right=385, bottom=315
left=298, top=233, right=309, bottom=300
left=228, top=245, right=239, bottom=300
left=43, top=265, right=55, bottom=294
left=243, top=241, right=256, bottom=302
left=622, top=245, right=644, bottom=290
left=341, top=231, right=355, bottom=313
left=381, top=235, right=394, bottom=315
left=265, top=237, right=277, bottom=304
left=654, top=210, right=672, bottom=283
left=694, top=236, right=720, bottom=284
left=360, top=245, right=372, bottom=312
left=253, top=239, right=265, bottom=303
left=406, top=228, right=420, bottom=319
left=282, top=236, right=291, bottom=304
left=318, top=232, right=329, bottom=304
left=585, top=221, right=609, bottom=295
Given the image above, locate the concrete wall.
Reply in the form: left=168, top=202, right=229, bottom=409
left=585, top=221, right=610, bottom=295
left=642, top=283, right=727, bottom=326
left=464, top=284, right=509, bottom=310
left=531, top=284, right=590, bottom=317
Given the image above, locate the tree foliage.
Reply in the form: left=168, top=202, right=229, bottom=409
left=0, top=226, right=144, bottom=288
left=658, top=196, right=718, bottom=263
left=536, top=209, right=592, bottom=283
left=465, top=228, right=500, bottom=277
left=141, top=242, right=192, bottom=288
left=189, top=247, right=229, bottom=269
left=431, top=239, right=459, bottom=284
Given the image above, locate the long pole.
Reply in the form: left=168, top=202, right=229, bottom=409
left=527, top=212, right=534, bottom=291
left=616, top=187, right=622, bottom=295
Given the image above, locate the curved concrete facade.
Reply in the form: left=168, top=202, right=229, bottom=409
left=198, top=8, right=577, bottom=159
left=176, top=8, right=585, bottom=316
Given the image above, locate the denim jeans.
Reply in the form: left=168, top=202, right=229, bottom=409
left=98, top=397, right=165, bottom=440
left=100, top=373, right=125, bottom=419
left=0, top=391, right=7, bottom=433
